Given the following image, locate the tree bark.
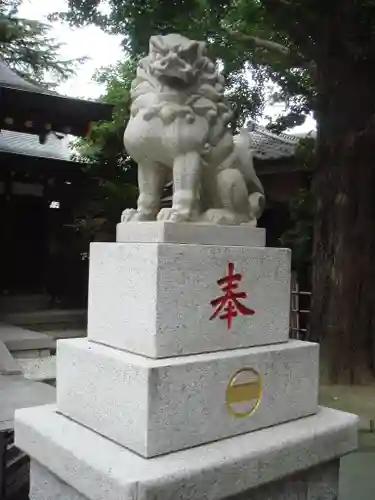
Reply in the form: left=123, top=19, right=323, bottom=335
left=310, top=58, right=375, bottom=384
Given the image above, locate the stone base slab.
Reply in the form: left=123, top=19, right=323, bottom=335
left=57, top=338, right=319, bottom=457
left=30, top=458, right=340, bottom=500
left=88, top=242, right=291, bottom=358
left=15, top=405, right=358, bottom=500
left=116, top=221, right=266, bottom=247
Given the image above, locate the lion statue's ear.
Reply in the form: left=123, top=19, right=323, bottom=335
left=183, top=40, right=203, bottom=61
left=182, top=40, right=205, bottom=65
left=149, top=35, right=165, bottom=54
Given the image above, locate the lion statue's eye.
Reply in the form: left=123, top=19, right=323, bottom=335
left=178, top=47, right=197, bottom=65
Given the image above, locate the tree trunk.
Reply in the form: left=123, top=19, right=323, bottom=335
left=310, top=58, right=375, bottom=384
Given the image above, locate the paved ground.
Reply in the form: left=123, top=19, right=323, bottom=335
left=339, top=431, right=375, bottom=500
left=320, top=385, right=375, bottom=431
left=320, top=386, right=375, bottom=500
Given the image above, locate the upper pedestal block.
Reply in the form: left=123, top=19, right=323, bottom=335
left=116, top=222, right=266, bottom=247
left=88, top=236, right=291, bottom=358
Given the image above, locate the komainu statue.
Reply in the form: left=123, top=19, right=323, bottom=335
left=122, top=33, right=265, bottom=225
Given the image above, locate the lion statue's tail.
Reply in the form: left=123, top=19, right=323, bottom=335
left=234, top=130, right=266, bottom=221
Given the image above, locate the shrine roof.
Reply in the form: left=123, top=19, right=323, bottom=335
left=0, top=59, right=55, bottom=94
left=0, top=59, right=114, bottom=138
left=0, top=130, right=71, bottom=161
left=246, top=123, right=315, bottom=161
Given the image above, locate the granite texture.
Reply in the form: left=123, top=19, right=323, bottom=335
left=116, top=222, right=266, bottom=246
left=29, top=459, right=339, bottom=500
left=17, top=355, right=56, bottom=381
left=15, top=405, right=358, bottom=500
left=227, top=460, right=339, bottom=500
left=88, top=242, right=291, bottom=357
left=30, top=461, right=88, bottom=500
left=57, top=338, right=319, bottom=457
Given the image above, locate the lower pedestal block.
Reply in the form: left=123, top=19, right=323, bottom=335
left=16, top=405, right=357, bottom=500
left=30, top=458, right=340, bottom=500
left=57, top=338, right=319, bottom=457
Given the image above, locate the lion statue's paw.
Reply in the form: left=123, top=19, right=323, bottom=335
left=121, top=209, right=137, bottom=222
left=249, top=192, right=266, bottom=220
left=157, top=208, right=191, bottom=223
left=121, top=209, right=155, bottom=222
left=241, top=219, right=258, bottom=227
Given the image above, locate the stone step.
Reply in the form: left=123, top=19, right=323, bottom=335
left=0, top=341, right=22, bottom=375
left=17, top=356, right=56, bottom=382
left=2, top=309, right=86, bottom=329
left=0, top=294, right=49, bottom=314
left=57, top=338, right=319, bottom=457
left=0, top=375, right=55, bottom=431
left=41, top=329, right=86, bottom=341
left=0, top=323, right=55, bottom=355
left=15, top=404, right=358, bottom=500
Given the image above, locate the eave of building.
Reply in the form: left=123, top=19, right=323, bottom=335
left=0, top=152, right=85, bottom=183
left=0, top=130, right=71, bottom=161
left=0, top=59, right=114, bottom=139
left=0, top=130, right=84, bottom=180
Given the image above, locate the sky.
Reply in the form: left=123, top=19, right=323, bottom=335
left=19, top=0, right=124, bottom=99
left=18, top=0, right=315, bottom=133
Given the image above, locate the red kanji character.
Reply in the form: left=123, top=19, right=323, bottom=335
left=210, top=262, right=255, bottom=330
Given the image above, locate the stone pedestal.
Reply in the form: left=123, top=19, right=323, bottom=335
left=29, top=457, right=341, bottom=500
left=57, top=338, right=319, bottom=457
left=88, top=235, right=290, bottom=357
left=17, top=405, right=355, bottom=500
left=30, top=459, right=341, bottom=500
left=14, top=222, right=358, bottom=499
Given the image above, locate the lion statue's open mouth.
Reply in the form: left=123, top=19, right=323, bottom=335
left=122, top=33, right=265, bottom=226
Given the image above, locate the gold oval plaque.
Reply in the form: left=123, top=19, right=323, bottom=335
left=226, top=368, right=262, bottom=419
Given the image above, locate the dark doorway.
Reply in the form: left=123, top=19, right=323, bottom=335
left=258, top=201, right=292, bottom=248
left=2, top=194, right=48, bottom=294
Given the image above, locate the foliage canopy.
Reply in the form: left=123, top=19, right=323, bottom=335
left=0, top=0, right=83, bottom=88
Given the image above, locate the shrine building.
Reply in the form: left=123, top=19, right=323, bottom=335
left=0, top=59, right=113, bottom=303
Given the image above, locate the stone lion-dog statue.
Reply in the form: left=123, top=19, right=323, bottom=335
left=122, top=33, right=265, bottom=225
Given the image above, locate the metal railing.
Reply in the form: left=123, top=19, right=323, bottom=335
left=290, top=275, right=311, bottom=340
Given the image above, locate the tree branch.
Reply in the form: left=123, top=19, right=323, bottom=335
left=226, top=29, right=290, bottom=56
left=225, top=28, right=317, bottom=76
